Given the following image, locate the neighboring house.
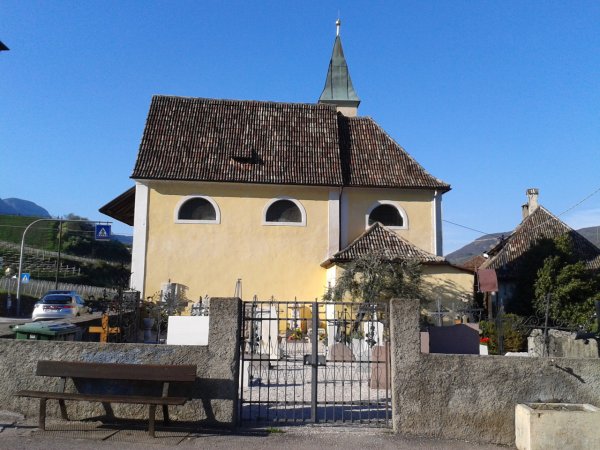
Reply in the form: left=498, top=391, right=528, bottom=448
left=101, top=28, right=472, bottom=305
left=479, top=188, right=600, bottom=309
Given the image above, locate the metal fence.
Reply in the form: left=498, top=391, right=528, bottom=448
left=0, top=277, right=116, bottom=300
left=239, top=299, right=391, bottom=426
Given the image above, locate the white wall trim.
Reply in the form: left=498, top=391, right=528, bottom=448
left=328, top=189, right=340, bottom=257
left=433, top=190, right=443, bottom=256
left=340, top=189, right=349, bottom=248
left=261, top=196, right=307, bottom=227
left=365, top=200, right=409, bottom=230
left=131, top=182, right=149, bottom=297
left=174, top=195, right=221, bottom=224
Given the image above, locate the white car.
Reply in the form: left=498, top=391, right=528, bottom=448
left=31, top=294, right=89, bottom=321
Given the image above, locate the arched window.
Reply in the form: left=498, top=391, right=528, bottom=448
left=366, top=202, right=407, bottom=228
left=175, top=196, right=220, bottom=223
left=263, top=198, right=306, bottom=226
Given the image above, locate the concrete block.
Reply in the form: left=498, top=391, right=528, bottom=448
left=515, top=403, right=600, bottom=450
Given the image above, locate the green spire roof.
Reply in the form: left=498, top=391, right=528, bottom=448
left=319, top=33, right=360, bottom=108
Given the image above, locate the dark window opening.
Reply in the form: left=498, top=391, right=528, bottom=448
left=368, top=204, right=403, bottom=227
left=178, top=198, right=217, bottom=221
left=266, top=200, right=302, bottom=223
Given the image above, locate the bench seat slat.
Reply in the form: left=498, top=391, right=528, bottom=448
left=16, top=390, right=188, bottom=405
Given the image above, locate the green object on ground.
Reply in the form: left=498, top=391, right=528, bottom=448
left=13, top=322, right=80, bottom=341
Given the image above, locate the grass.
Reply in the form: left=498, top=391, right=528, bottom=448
left=265, top=427, right=285, bottom=434
left=0, top=215, right=59, bottom=250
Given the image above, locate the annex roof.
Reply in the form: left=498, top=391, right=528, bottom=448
left=321, top=222, right=446, bottom=267
left=131, top=96, right=450, bottom=191
left=480, top=206, right=600, bottom=277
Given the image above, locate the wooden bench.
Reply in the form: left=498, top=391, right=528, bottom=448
left=15, top=360, right=197, bottom=437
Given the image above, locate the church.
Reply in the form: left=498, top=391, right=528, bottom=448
left=100, top=23, right=473, bottom=307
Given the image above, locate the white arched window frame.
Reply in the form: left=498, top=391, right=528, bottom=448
left=174, top=195, right=221, bottom=224
left=365, top=200, right=408, bottom=230
left=262, top=197, right=307, bottom=227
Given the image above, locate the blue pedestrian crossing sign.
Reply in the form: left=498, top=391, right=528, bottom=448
left=21, top=273, right=30, bottom=283
left=95, top=224, right=111, bottom=241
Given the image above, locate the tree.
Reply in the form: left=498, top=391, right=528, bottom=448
left=61, top=213, right=130, bottom=263
left=533, top=234, right=600, bottom=330
left=508, top=237, right=557, bottom=317
left=323, top=250, right=423, bottom=304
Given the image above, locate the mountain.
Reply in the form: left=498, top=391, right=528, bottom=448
left=577, top=226, right=600, bottom=249
left=0, top=198, right=51, bottom=218
left=446, top=226, right=600, bottom=265
left=445, top=232, right=508, bottom=265
left=111, top=234, right=133, bottom=246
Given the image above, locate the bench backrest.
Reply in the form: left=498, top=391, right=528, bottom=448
left=36, top=360, right=197, bottom=382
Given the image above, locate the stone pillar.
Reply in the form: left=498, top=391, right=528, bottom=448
left=389, top=298, right=421, bottom=433
left=207, top=297, right=242, bottom=427
left=389, top=298, right=421, bottom=365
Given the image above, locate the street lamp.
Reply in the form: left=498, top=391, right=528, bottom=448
left=16, top=218, right=111, bottom=315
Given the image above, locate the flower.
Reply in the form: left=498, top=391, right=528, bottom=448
left=287, top=327, right=303, bottom=341
left=480, top=337, right=490, bottom=346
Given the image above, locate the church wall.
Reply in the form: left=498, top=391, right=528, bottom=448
left=341, top=188, right=436, bottom=252
left=421, top=264, right=474, bottom=311
left=143, top=181, right=331, bottom=302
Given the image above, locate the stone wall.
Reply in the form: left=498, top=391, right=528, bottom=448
left=0, top=297, right=241, bottom=427
left=390, top=298, right=600, bottom=446
left=528, top=328, right=599, bottom=358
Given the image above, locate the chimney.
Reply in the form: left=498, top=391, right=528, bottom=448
left=522, top=188, right=539, bottom=218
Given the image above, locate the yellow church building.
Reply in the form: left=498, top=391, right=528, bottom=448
left=101, top=26, right=473, bottom=308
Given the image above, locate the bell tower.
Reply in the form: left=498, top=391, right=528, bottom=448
left=318, top=19, right=360, bottom=117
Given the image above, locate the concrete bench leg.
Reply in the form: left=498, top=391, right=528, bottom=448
left=59, top=399, right=69, bottom=420
left=39, top=398, right=47, bottom=431
left=148, top=404, right=157, bottom=437
left=162, top=405, right=170, bottom=425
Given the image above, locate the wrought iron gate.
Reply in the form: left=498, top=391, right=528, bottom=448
left=239, top=300, right=391, bottom=426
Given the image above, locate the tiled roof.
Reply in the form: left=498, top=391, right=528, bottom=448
left=458, top=255, right=487, bottom=272
left=480, top=206, right=600, bottom=277
left=132, top=97, right=343, bottom=185
left=339, top=116, right=450, bottom=189
left=322, top=222, right=446, bottom=267
left=131, top=96, right=450, bottom=190
left=99, top=187, right=135, bottom=226
left=587, top=255, right=600, bottom=271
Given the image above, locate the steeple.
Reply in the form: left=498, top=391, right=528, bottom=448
left=318, top=19, right=360, bottom=117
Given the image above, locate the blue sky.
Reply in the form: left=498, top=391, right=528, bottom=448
left=1, top=1, right=599, bottom=254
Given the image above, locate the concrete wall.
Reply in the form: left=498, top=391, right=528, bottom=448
left=1, top=297, right=241, bottom=428
left=390, top=298, right=600, bottom=446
